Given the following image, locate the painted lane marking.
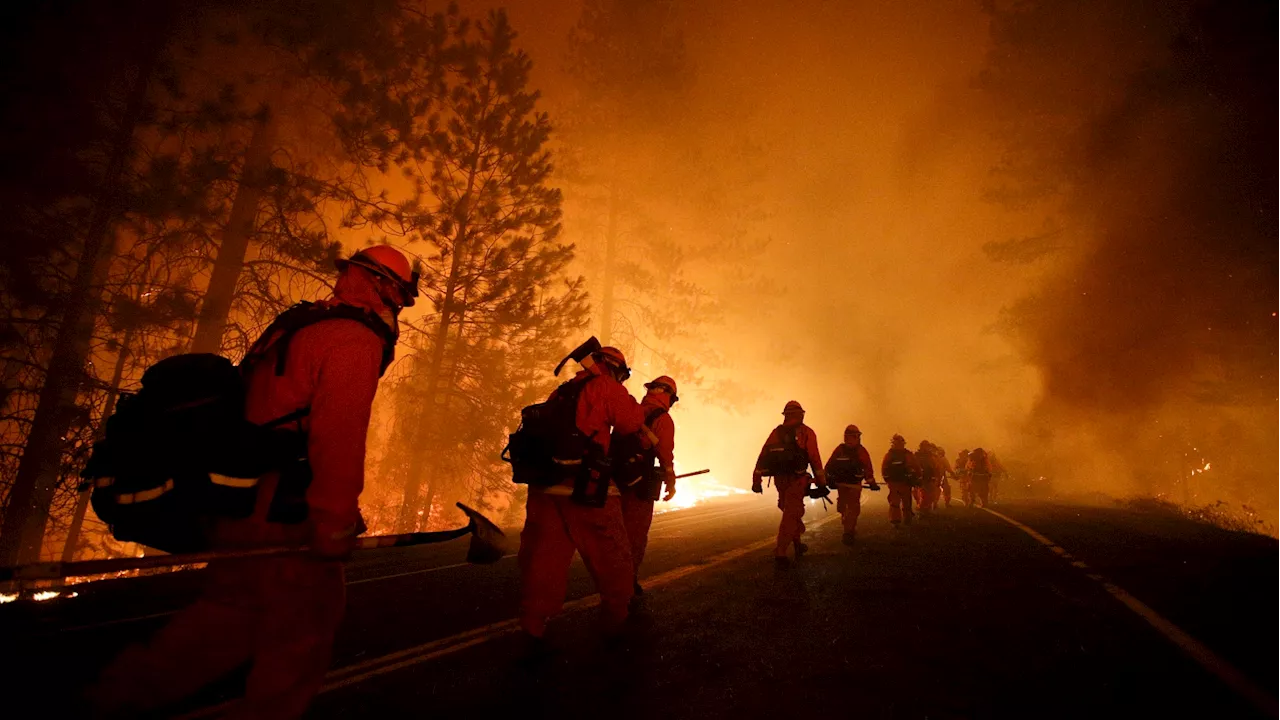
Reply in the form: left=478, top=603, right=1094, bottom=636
left=982, top=507, right=1278, bottom=718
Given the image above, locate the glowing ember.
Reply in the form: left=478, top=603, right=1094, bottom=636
left=32, top=591, right=60, bottom=601
left=0, top=593, right=17, bottom=604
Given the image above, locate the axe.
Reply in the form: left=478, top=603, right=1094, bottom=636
left=553, top=336, right=602, bottom=376
left=0, top=503, right=507, bottom=583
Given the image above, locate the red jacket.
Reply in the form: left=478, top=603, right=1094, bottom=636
left=558, top=366, right=644, bottom=455
left=639, top=395, right=676, bottom=470
left=234, top=271, right=392, bottom=545
left=881, top=448, right=921, bottom=484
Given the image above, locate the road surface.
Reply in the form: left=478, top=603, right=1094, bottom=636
left=1, top=496, right=1275, bottom=718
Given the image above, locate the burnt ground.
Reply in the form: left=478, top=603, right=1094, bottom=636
left=2, top=497, right=1275, bottom=719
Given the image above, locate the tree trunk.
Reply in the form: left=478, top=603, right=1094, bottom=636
left=600, top=183, right=619, bottom=345
left=189, top=112, right=277, bottom=354
left=0, top=30, right=166, bottom=566
left=397, top=224, right=469, bottom=531
left=60, top=330, right=134, bottom=563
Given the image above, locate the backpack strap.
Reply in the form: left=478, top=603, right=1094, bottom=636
left=241, top=301, right=398, bottom=379
left=643, top=406, right=668, bottom=427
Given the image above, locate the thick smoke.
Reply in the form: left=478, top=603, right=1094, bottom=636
left=977, top=0, right=1277, bottom=522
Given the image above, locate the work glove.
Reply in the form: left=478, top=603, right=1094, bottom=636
left=867, top=481, right=881, bottom=491
left=310, top=514, right=366, bottom=560
left=814, top=470, right=828, bottom=489
left=662, top=468, right=677, bottom=501
left=751, top=472, right=763, bottom=494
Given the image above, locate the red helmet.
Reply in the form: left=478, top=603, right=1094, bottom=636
left=337, top=245, right=420, bottom=307
left=844, top=424, right=861, bottom=436
left=644, top=375, right=678, bottom=402
left=891, top=434, right=906, bottom=448
left=593, top=346, right=631, bottom=382
left=782, top=400, right=805, bottom=415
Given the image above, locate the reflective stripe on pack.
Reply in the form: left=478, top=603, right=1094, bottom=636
left=94, top=477, right=115, bottom=488
left=116, top=479, right=175, bottom=505
left=209, top=473, right=260, bottom=489
left=553, top=458, right=583, bottom=467
left=536, top=484, right=620, bottom=497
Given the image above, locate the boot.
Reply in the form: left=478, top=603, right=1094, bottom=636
left=793, top=540, right=808, bottom=558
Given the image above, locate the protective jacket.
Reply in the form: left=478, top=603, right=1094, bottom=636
left=229, top=269, right=392, bottom=549
left=755, top=423, right=824, bottom=478
left=558, top=367, right=644, bottom=456
left=825, top=443, right=874, bottom=485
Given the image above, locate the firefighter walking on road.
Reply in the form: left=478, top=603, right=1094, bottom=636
left=517, top=345, right=644, bottom=644
left=882, top=434, right=921, bottom=526
left=90, top=246, right=417, bottom=719
left=955, top=448, right=972, bottom=506
left=614, top=376, right=679, bottom=597
left=935, top=445, right=955, bottom=508
left=825, top=424, right=877, bottom=546
left=915, top=440, right=943, bottom=516
left=753, top=401, right=825, bottom=567
left=967, top=447, right=994, bottom=508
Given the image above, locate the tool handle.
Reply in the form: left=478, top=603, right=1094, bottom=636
left=673, top=469, right=710, bottom=479
left=0, top=526, right=475, bottom=583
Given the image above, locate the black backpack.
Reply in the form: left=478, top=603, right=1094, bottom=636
left=611, top=406, right=669, bottom=499
left=826, top=444, right=868, bottom=484
left=758, top=425, right=810, bottom=477
left=502, top=377, right=591, bottom=488
left=82, top=301, right=395, bottom=554
left=883, top=448, right=918, bottom=486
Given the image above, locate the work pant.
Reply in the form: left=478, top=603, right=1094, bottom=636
left=887, top=482, right=915, bottom=523
left=774, top=475, right=809, bottom=556
left=91, top=555, right=345, bottom=719
left=919, top=479, right=941, bottom=513
left=835, top=483, right=862, bottom=535
left=519, top=491, right=634, bottom=638
left=960, top=476, right=973, bottom=506
left=971, top=475, right=991, bottom=507
left=619, top=492, right=656, bottom=579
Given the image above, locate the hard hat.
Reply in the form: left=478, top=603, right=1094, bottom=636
left=337, top=246, right=420, bottom=307
left=782, top=400, right=805, bottom=415
left=891, top=434, right=906, bottom=447
left=593, top=346, right=631, bottom=382
left=918, top=440, right=933, bottom=452
left=844, top=424, right=861, bottom=436
left=644, top=375, right=678, bottom=402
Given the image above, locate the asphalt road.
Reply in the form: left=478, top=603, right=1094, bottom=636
left=2, top=495, right=1275, bottom=719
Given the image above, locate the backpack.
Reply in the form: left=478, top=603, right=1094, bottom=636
left=969, top=449, right=992, bottom=476
left=917, top=452, right=939, bottom=482
left=883, top=448, right=918, bottom=486
left=82, top=301, right=395, bottom=554
left=758, top=425, right=810, bottom=477
left=826, top=444, right=868, bottom=485
left=611, top=407, right=669, bottom=500
left=502, top=377, right=591, bottom=488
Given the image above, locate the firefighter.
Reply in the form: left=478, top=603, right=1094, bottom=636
left=968, top=447, right=994, bottom=508
left=90, top=245, right=418, bottom=718
left=934, top=445, right=955, bottom=508
left=989, top=451, right=1007, bottom=504
left=752, top=400, right=825, bottom=567
left=915, top=440, right=945, bottom=516
left=617, top=375, right=678, bottom=596
left=955, top=448, right=972, bottom=507
left=518, top=345, right=645, bottom=643
left=825, top=424, right=877, bottom=546
left=881, top=434, right=921, bottom=526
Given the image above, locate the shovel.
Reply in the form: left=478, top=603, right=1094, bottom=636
left=0, top=503, right=507, bottom=583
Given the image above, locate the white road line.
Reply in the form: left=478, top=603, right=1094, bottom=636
left=983, top=507, right=1278, bottom=718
